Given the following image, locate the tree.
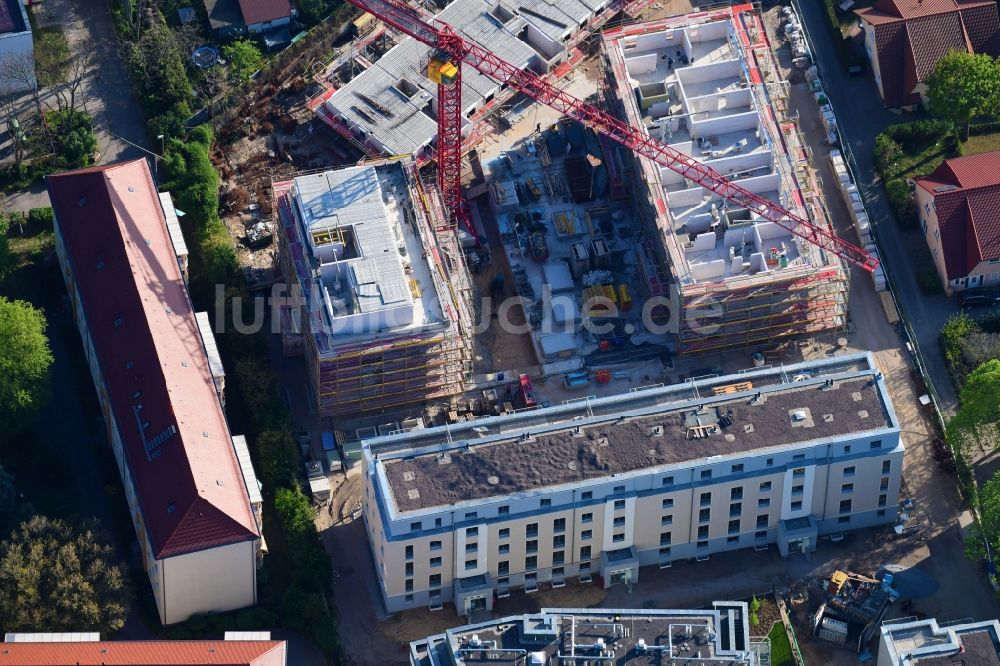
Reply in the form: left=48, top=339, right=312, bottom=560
left=949, top=359, right=1000, bottom=437
left=47, top=110, right=98, bottom=168
left=299, top=0, right=327, bottom=25
left=0, top=297, right=53, bottom=438
left=926, top=51, right=1000, bottom=140
left=223, top=40, right=263, bottom=83
left=0, top=516, right=128, bottom=632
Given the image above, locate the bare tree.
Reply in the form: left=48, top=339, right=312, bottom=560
left=0, top=53, right=41, bottom=119
left=49, top=47, right=96, bottom=119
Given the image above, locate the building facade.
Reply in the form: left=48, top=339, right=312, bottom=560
left=914, top=152, right=1000, bottom=294
left=410, top=603, right=763, bottom=665
left=48, top=160, right=264, bottom=625
left=362, top=353, right=903, bottom=615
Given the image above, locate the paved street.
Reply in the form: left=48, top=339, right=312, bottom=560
left=791, top=0, right=960, bottom=415
left=7, top=0, right=152, bottom=212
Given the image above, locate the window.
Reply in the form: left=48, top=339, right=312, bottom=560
left=581, top=529, right=592, bottom=540
left=700, top=492, right=712, bottom=507
left=435, top=517, right=442, bottom=528
left=498, top=560, right=509, bottom=576
left=755, top=530, right=767, bottom=540
left=614, top=485, right=625, bottom=493
left=466, top=526, right=478, bottom=537
left=760, top=481, right=772, bottom=491
left=659, top=547, right=671, bottom=557
left=727, top=536, right=739, bottom=544
left=660, top=532, right=672, bottom=546
left=882, top=460, right=892, bottom=475
left=838, top=516, right=851, bottom=525
left=731, top=487, right=743, bottom=501
left=499, top=543, right=510, bottom=555
left=728, top=519, right=740, bottom=534
left=698, top=525, right=709, bottom=540
left=411, top=521, right=422, bottom=532
left=553, top=551, right=565, bottom=565
left=465, top=542, right=478, bottom=553
left=613, top=516, right=626, bottom=527
left=699, top=508, right=711, bottom=523
left=405, top=593, right=413, bottom=603
left=662, top=475, right=674, bottom=486
left=839, top=499, right=852, bottom=514
left=553, top=518, right=567, bottom=534
left=793, top=454, right=805, bottom=462
left=582, top=512, right=593, bottom=523
left=792, top=484, right=804, bottom=496
left=465, top=512, right=478, bottom=520
left=662, top=498, right=674, bottom=509
left=844, top=466, right=856, bottom=477
left=526, top=523, right=538, bottom=538
left=791, top=500, right=802, bottom=511
left=792, top=467, right=805, bottom=478
left=732, top=464, right=744, bottom=474
left=405, top=579, right=413, bottom=592
left=697, top=540, right=708, bottom=549
left=871, top=440, right=882, bottom=450
left=430, top=556, right=442, bottom=567
left=405, top=545, right=414, bottom=560
left=844, top=445, right=852, bottom=454
left=766, top=457, right=774, bottom=466
left=758, top=498, right=770, bottom=508
left=700, top=469, right=712, bottom=480
left=880, top=477, right=890, bottom=491
left=581, top=491, right=592, bottom=501
left=580, top=545, right=592, bottom=560
left=877, top=509, right=886, bottom=518
left=526, top=540, right=538, bottom=554
left=661, top=514, right=673, bottom=526
left=540, top=498, right=551, bottom=508
left=465, top=559, right=477, bottom=570
left=525, top=556, right=537, bottom=571
left=429, top=574, right=441, bottom=588
left=553, top=566, right=564, bottom=576
left=499, top=528, right=510, bottom=539
left=730, top=503, right=742, bottom=517
left=498, top=505, right=510, bottom=515
left=842, top=483, right=854, bottom=494
left=612, top=533, right=625, bottom=543
left=878, top=493, right=888, bottom=508
left=525, top=573, right=537, bottom=583
left=756, top=514, right=768, bottom=529
left=405, top=562, right=413, bottom=575
left=553, top=535, right=565, bottom=549
left=614, top=499, right=626, bottom=510
left=580, top=562, right=591, bottom=572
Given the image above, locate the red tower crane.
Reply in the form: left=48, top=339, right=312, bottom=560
left=349, top=0, right=880, bottom=272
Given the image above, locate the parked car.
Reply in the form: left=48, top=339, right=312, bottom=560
left=958, top=287, right=1000, bottom=309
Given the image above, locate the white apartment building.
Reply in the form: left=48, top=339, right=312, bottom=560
left=410, top=603, right=763, bottom=664
left=878, top=616, right=1000, bottom=665
left=362, top=353, right=903, bottom=615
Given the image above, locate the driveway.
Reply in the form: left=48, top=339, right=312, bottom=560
left=791, top=0, right=960, bottom=415
left=8, top=0, right=152, bottom=213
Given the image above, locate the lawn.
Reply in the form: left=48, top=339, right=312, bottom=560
left=767, top=621, right=795, bottom=666
left=962, top=131, right=1000, bottom=157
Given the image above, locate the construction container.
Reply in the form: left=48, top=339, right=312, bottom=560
left=342, top=440, right=363, bottom=467
left=569, top=242, right=590, bottom=278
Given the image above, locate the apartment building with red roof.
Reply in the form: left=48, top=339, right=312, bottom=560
left=1, top=632, right=286, bottom=666
left=856, top=0, right=1000, bottom=107
left=914, top=151, right=1000, bottom=293
left=46, top=159, right=264, bottom=625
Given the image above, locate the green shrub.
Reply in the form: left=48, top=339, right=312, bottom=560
left=885, top=178, right=917, bottom=229
left=941, top=313, right=1000, bottom=386
left=27, top=208, right=53, bottom=228
left=917, top=268, right=943, bottom=295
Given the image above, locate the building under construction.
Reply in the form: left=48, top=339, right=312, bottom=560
left=275, top=160, right=473, bottom=417
left=601, top=6, right=849, bottom=355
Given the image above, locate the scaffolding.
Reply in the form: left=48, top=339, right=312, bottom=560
left=274, top=159, right=474, bottom=418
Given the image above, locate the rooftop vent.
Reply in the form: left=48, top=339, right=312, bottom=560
left=792, top=410, right=807, bottom=421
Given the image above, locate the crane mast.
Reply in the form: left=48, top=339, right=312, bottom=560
left=348, top=0, right=879, bottom=272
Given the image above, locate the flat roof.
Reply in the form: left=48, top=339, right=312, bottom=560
left=324, top=0, right=601, bottom=154
left=47, top=160, right=258, bottom=559
left=375, top=354, right=891, bottom=512
left=411, top=604, right=753, bottom=665
left=603, top=12, right=832, bottom=287
left=882, top=618, right=1000, bottom=665
left=288, top=164, right=446, bottom=342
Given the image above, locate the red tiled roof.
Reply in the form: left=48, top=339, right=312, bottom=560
left=915, top=152, right=1000, bottom=279
left=0, top=639, right=285, bottom=665
left=857, top=0, right=1000, bottom=107
left=238, top=0, right=291, bottom=25
left=46, top=160, right=259, bottom=559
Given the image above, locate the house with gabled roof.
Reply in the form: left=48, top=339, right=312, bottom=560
left=856, top=0, right=1000, bottom=108
left=914, top=151, right=1000, bottom=293
left=46, top=159, right=265, bottom=625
